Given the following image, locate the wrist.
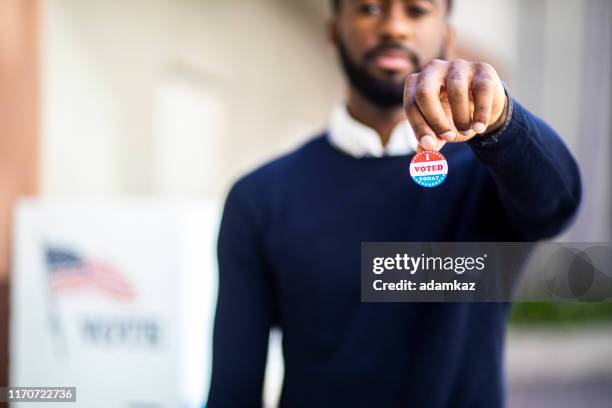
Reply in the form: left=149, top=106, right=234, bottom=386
left=468, top=81, right=515, bottom=149
left=485, top=93, right=510, bottom=135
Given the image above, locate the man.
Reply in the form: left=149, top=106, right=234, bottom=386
left=207, top=0, right=581, bottom=407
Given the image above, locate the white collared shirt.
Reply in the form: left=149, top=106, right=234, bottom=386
left=327, top=104, right=418, bottom=158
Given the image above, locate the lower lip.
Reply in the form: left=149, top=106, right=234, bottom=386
left=374, top=55, right=412, bottom=71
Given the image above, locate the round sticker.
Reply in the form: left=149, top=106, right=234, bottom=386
left=410, top=150, right=448, bottom=188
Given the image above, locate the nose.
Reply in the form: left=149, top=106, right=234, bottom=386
left=379, top=4, right=412, bottom=42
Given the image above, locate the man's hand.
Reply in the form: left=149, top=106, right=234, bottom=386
left=404, top=59, right=509, bottom=152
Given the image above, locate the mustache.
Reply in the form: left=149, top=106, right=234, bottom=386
left=363, top=43, right=422, bottom=71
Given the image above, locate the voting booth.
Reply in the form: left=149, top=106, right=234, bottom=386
left=10, top=199, right=221, bottom=407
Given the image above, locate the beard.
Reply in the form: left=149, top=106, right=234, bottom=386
left=337, top=38, right=445, bottom=109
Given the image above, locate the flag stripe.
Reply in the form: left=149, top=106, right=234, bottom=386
left=46, top=248, right=135, bottom=303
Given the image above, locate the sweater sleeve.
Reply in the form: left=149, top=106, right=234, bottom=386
left=468, top=99, right=582, bottom=240
left=207, top=181, right=274, bottom=407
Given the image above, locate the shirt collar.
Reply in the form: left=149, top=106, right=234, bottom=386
left=327, top=104, right=417, bottom=158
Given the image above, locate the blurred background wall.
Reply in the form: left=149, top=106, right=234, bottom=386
left=1, top=0, right=611, bottom=406
left=41, top=0, right=341, bottom=198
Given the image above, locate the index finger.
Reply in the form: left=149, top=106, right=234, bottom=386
left=404, top=74, right=447, bottom=151
left=414, top=60, right=456, bottom=141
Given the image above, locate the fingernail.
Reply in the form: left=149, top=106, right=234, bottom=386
left=421, top=135, right=436, bottom=150
left=473, top=122, right=487, bottom=134
left=460, top=129, right=472, bottom=137
left=440, top=131, right=456, bottom=142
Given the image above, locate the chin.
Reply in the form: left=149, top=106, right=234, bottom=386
left=371, top=68, right=411, bottom=81
left=381, top=72, right=409, bottom=84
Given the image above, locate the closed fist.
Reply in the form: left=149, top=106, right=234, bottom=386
left=404, top=59, right=509, bottom=152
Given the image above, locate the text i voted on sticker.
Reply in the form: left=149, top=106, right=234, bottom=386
left=410, top=150, right=448, bottom=188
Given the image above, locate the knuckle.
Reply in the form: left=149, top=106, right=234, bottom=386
left=415, top=85, right=433, bottom=103
left=404, top=89, right=418, bottom=104
left=472, top=79, right=492, bottom=95
left=405, top=99, right=418, bottom=113
left=475, top=61, right=495, bottom=74
left=447, top=70, right=465, bottom=83
left=449, top=59, right=468, bottom=72
left=407, top=73, right=419, bottom=84
left=403, top=82, right=411, bottom=97
left=475, top=69, right=494, bottom=83
left=447, top=62, right=469, bottom=85
left=474, top=106, right=490, bottom=116
left=416, top=124, right=432, bottom=136
left=475, top=106, right=491, bottom=116
left=429, top=119, right=449, bottom=132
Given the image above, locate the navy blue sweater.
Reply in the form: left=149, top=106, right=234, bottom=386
left=207, top=101, right=581, bottom=407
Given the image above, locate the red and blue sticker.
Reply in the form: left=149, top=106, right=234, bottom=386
left=410, top=150, right=448, bottom=188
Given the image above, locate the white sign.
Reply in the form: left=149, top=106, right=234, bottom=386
left=10, top=199, right=221, bottom=408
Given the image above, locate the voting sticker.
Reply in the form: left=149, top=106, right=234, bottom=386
left=410, top=150, right=448, bottom=188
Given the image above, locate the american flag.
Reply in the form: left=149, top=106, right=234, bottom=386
left=45, top=247, right=136, bottom=302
